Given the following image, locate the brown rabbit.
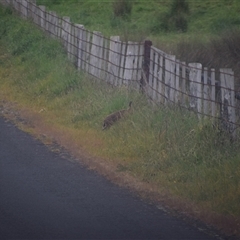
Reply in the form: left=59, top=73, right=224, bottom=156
left=102, top=101, right=132, bottom=130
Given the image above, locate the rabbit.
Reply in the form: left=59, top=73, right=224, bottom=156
left=102, top=101, right=132, bottom=130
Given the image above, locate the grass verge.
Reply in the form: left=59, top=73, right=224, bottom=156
left=0, top=5, right=240, bottom=237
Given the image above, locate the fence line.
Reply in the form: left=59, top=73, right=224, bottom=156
left=2, top=0, right=240, bottom=138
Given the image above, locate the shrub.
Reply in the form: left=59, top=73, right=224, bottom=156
left=112, top=0, right=132, bottom=19
left=152, top=0, right=189, bottom=33
left=173, top=29, right=240, bottom=85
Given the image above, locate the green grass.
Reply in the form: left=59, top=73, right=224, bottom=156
left=1, top=2, right=240, bottom=229
left=35, top=0, right=240, bottom=41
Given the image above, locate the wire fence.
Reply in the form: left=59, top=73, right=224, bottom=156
left=145, top=45, right=239, bottom=137
left=2, top=0, right=240, bottom=138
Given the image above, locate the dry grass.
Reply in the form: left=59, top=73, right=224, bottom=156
left=172, top=29, right=240, bottom=85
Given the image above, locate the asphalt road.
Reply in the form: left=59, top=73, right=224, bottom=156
left=0, top=116, right=221, bottom=240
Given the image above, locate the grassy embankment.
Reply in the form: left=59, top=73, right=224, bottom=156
left=0, top=1, right=240, bottom=235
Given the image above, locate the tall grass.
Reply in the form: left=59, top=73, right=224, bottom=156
left=170, top=28, right=240, bottom=86
left=1, top=3, right=240, bottom=227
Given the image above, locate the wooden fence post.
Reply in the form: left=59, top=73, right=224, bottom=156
left=203, top=67, right=210, bottom=117
left=27, top=0, right=35, bottom=21
left=107, top=36, right=121, bottom=85
left=45, top=10, right=50, bottom=33
left=12, top=0, right=17, bottom=10
left=123, top=41, right=137, bottom=86
left=119, top=41, right=127, bottom=85
left=188, top=63, right=202, bottom=118
left=71, top=24, right=80, bottom=67
left=75, top=24, right=86, bottom=71
left=21, top=0, right=28, bottom=19
left=131, top=43, right=143, bottom=90
left=46, top=11, right=57, bottom=38
left=180, top=62, right=186, bottom=106
left=175, top=60, right=180, bottom=104
left=157, top=53, right=164, bottom=103
left=38, top=6, right=45, bottom=29
left=89, top=31, right=104, bottom=79
left=136, top=43, right=144, bottom=91
left=220, top=68, right=236, bottom=138
left=165, top=54, right=176, bottom=104
left=152, top=49, right=158, bottom=101
left=210, top=68, right=216, bottom=118
left=61, top=16, right=71, bottom=54
left=142, top=40, right=152, bottom=91
left=148, top=45, right=154, bottom=98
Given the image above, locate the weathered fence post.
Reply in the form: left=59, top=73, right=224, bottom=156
left=123, top=41, right=137, bottom=86
left=142, top=40, right=152, bottom=91
left=180, top=62, right=186, bottom=106
left=21, top=0, right=28, bottom=19
left=52, top=11, right=59, bottom=38
left=107, top=36, right=121, bottom=85
left=46, top=10, right=50, bottom=32
left=131, top=43, right=143, bottom=90
left=148, top=45, right=154, bottom=98
left=188, top=63, right=202, bottom=118
left=165, top=54, right=176, bottom=104
left=210, top=68, right=216, bottom=119
left=203, top=67, right=210, bottom=118
left=68, top=22, right=77, bottom=64
left=61, top=16, right=71, bottom=56
left=152, top=49, right=158, bottom=101
left=85, top=31, right=92, bottom=73
left=119, top=41, right=127, bottom=84
left=38, top=5, right=45, bottom=29
left=27, top=0, right=35, bottom=21
left=13, top=0, right=19, bottom=11
left=157, top=53, right=164, bottom=103
left=71, top=24, right=80, bottom=67
left=75, top=24, right=86, bottom=71
left=175, top=60, right=180, bottom=104
left=136, top=43, right=144, bottom=91
left=89, top=31, right=104, bottom=79
left=220, top=68, right=236, bottom=138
